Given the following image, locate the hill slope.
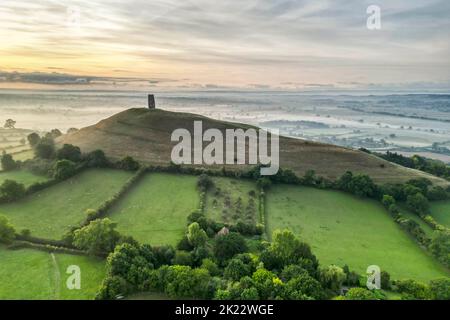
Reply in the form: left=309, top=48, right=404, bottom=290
left=58, top=108, right=448, bottom=185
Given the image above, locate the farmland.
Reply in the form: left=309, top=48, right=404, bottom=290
left=266, top=185, right=449, bottom=282
left=0, top=169, right=133, bottom=239
left=204, top=177, right=259, bottom=224
left=107, top=173, right=199, bottom=246
left=0, top=247, right=105, bottom=300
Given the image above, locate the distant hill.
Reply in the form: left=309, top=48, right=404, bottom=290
left=57, top=108, right=448, bottom=186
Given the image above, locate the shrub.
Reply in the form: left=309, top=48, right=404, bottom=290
left=57, top=144, right=82, bottom=162
left=1, top=153, right=18, bottom=171
left=53, top=160, right=77, bottom=180
left=73, top=218, right=122, bottom=256
left=0, top=179, right=26, bottom=202
left=344, top=288, right=377, bottom=300
left=213, top=232, right=247, bottom=264
left=115, top=156, right=140, bottom=171
left=0, top=215, right=16, bottom=244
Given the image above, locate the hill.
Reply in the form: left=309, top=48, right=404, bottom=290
left=57, top=108, right=448, bottom=185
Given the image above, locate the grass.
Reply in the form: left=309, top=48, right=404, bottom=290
left=205, top=177, right=259, bottom=224
left=0, top=170, right=48, bottom=187
left=430, top=200, right=450, bottom=228
left=0, top=169, right=133, bottom=239
left=266, top=185, right=449, bottom=282
left=108, top=173, right=199, bottom=246
left=0, top=247, right=105, bottom=300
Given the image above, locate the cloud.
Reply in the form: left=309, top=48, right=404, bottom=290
left=0, top=0, right=449, bottom=88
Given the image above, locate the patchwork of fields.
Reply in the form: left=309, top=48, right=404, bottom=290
left=0, top=169, right=133, bottom=239
left=1, top=168, right=448, bottom=300
left=430, top=200, right=450, bottom=228
left=266, top=185, right=449, bottom=282
left=108, top=173, right=199, bottom=246
left=0, top=247, right=105, bottom=300
left=204, top=177, right=259, bottom=225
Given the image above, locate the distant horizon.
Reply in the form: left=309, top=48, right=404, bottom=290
left=1, top=1, right=449, bottom=91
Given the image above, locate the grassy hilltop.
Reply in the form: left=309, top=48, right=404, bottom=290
left=57, top=108, right=447, bottom=186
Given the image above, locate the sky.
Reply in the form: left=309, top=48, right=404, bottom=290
left=0, top=0, right=449, bottom=91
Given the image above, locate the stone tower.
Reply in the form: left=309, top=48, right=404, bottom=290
left=148, top=94, right=156, bottom=109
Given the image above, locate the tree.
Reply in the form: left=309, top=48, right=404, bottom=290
left=283, top=273, right=324, bottom=300
left=0, top=215, right=15, bottom=244
left=85, top=149, right=109, bottom=167
left=319, top=265, right=346, bottom=292
left=116, top=156, right=140, bottom=171
left=53, top=160, right=77, bottom=180
left=27, top=133, right=41, bottom=147
left=429, top=278, right=450, bottom=300
left=394, top=279, right=431, bottom=300
left=187, top=222, right=207, bottom=248
left=260, top=229, right=318, bottom=272
left=197, top=174, right=213, bottom=191
left=73, top=218, right=122, bottom=255
left=381, top=195, right=395, bottom=208
left=66, top=128, right=79, bottom=134
left=224, top=258, right=251, bottom=281
left=95, top=276, right=129, bottom=300
left=344, top=288, right=377, bottom=300
left=213, top=232, right=247, bottom=264
left=1, top=153, right=18, bottom=171
left=406, top=192, right=430, bottom=215
left=35, top=140, right=55, bottom=159
left=49, top=129, right=62, bottom=139
left=57, top=144, right=81, bottom=162
left=4, top=119, right=16, bottom=129
left=429, top=230, right=449, bottom=267
left=0, top=179, right=26, bottom=202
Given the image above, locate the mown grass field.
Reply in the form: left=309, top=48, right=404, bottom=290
left=204, top=177, right=258, bottom=224
left=0, top=170, right=48, bottom=187
left=0, top=247, right=105, bottom=300
left=0, top=169, right=133, bottom=239
left=108, top=173, right=199, bottom=246
left=430, top=200, right=450, bottom=228
left=266, top=185, right=449, bottom=282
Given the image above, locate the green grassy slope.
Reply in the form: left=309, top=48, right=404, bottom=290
left=0, top=169, right=133, bottom=239
left=205, top=177, right=258, bottom=224
left=108, top=173, right=199, bottom=246
left=0, top=247, right=105, bottom=300
left=58, top=108, right=449, bottom=186
left=430, top=200, right=450, bottom=228
left=0, top=170, right=47, bottom=187
left=266, top=185, right=449, bottom=282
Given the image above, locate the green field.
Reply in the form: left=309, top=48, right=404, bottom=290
left=266, top=185, right=449, bottom=282
left=205, top=177, right=258, bottom=224
left=430, top=200, right=450, bottom=228
left=0, top=170, right=47, bottom=187
left=0, top=169, right=133, bottom=239
left=108, top=173, right=199, bottom=246
left=0, top=247, right=105, bottom=300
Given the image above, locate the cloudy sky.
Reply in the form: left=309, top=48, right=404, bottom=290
left=0, top=0, right=449, bottom=90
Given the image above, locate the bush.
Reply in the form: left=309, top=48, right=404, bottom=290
left=344, top=287, right=377, bottom=300
left=0, top=215, right=16, bottom=244
left=394, top=279, right=431, bottom=300
left=53, top=160, right=77, bottom=180
left=57, top=144, right=82, bottom=162
left=115, top=156, right=140, bottom=171
left=0, top=179, right=26, bottom=202
left=73, top=218, right=122, bottom=256
left=406, top=192, right=430, bottom=215
left=84, top=150, right=109, bottom=168
left=213, top=232, right=247, bottom=264
left=429, top=278, right=450, bottom=300
left=35, top=140, right=55, bottom=159
left=1, top=153, right=18, bottom=171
